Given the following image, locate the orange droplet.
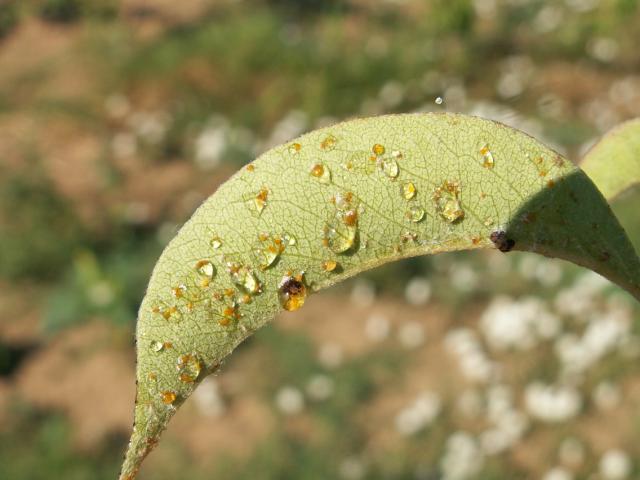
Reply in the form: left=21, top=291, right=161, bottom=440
left=161, top=391, right=177, bottom=405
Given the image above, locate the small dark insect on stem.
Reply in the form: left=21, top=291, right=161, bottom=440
left=490, top=230, right=515, bottom=253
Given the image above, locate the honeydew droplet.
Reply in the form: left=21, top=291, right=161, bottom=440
left=219, top=303, right=239, bottom=326
left=288, top=143, right=302, bottom=155
left=480, top=144, right=495, bottom=168
left=324, top=219, right=357, bottom=254
left=322, top=260, right=338, bottom=272
left=406, top=204, right=425, bottom=222
left=255, top=234, right=285, bottom=270
left=171, top=284, right=187, bottom=298
left=254, top=187, right=269, bottom=214
left=285, top=234, right=297, bottom=246
left=309, top=162, right=332, bottom=184
left=227, top=263, right=261, bottom=294
left=176, top=353, right=202, bottom=384
left=278, top=274, right=308, bottom=312
left=320, top=134, right=337, bottom=151
left=210, top=236, right=222, bottom=249
left=150, top=340, right=164, bottom=352
left=372, top=143, right=386, bottom=156
left=161, top=391, right=177, bottom=405
left=402, top=182, right=416, bottom=200
left=441, top=199, right=465, bottom=223
left=381, top=158, right=399, bottom=178
left=195, top=260, right=215, bottom=278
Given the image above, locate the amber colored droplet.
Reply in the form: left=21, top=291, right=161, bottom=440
left=472, top=237, right=481, bottom=245
left=321, top=134, right=337, bottom=150
left=309, top=162, right=331, bottom=184
left=240, top=294, right=252, bottom=304
left=161, top=305, right=178, bottom=320
left=343, top=209, right=358, bottom=226
left=171, top=284, right=186, bottom=298
left=372, top=143, right=385, bottom=156
left=148, top=372, right=157, bottom=381
left=401, top=182, right=416, bottom=200
left=163, top=341, right=173, bottom=349
left=161, top=391, right=177, bottom=405
left=177, top=353, right=202, bottom=383
left=480, top=144, right=495, bottom=168
left=288, top=143, right=302, bottom=155
left=210, top=236, right=222, bottom=249
left=246, top=164, right=255, bottom=172
left=322, top=260, right=338, bottom=272
left=195, top=260, right=215, bottom=278
left=539, top=170, right=548, bottom=177
left=151, top=305, right=161, bottom=314
left=254, top=187, right=269, bottom=214
left=547, top=179, right=556, bottom=188
left=278, top=274, right=308, bottom=312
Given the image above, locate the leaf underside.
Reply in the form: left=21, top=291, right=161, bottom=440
left=581, top=117, right=640, bottom=201
left=119, top=113, right=640, bottom=479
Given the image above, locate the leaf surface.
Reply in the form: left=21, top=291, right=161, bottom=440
left=582, top=117, right=640, bottom=201
left=120, top=113, right=640, bottom=479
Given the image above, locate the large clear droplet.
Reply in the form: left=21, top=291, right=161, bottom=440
left=227, top=263, right=261, bottom=294
left=402, top=182, right=416, bottom=200
left=406, top=205, right=425, bottom=223
left=255, top=234, right=285, bottom=270
left=381, top=158, right=399, bottom=178
left=441, top=198, right=464, bottom=223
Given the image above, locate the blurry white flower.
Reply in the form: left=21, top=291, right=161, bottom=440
left=129, top=111, right=169, bottom=144
left=524, top=382, right=582, bottom=422
left=480, top=296, right=560, bottom=351
left=379, top=81, right=405, bottom=108
left=440, top=432, right=484, bottom=480
left=267, top=110, right=308, bottom=147
left=306, top=374, right=334, bottom=401
left=559, top=437, right=585, bottom=468
left=445, top=328, right=496, bottom=383
left=275, top=386, right=304, bottom=415
left=456, top=389, right=484, bottom=419
left=104, top=93, right=130, bottom=119
left=195, top=126, right=227, bottom=170
left=112, top=132, right=137, bottom=159
left=193, top=377, right=225, bottom=417
left=542, top=467, right=574, bottom=480
left=533, top=6, right=564, bottom=34
left=339, top=456, right=366, bottom=480
left=449, top=262, right=478, bottom=292
left=600, top=449, right=632, bottom=480
left=397, top=321, right=426, bottom=349
left=588, top=37, right=619, bottom=63
left=318, top=342, right=344, bottom=369
left=593, top=381, right=622, bottom=411
left=350, top=280, right=376, bottom=308
left=364, top=313, right=391, bottom=342
left=404, top=277, right=432, bottom=306
left=395, top=391, right=441, bottom=436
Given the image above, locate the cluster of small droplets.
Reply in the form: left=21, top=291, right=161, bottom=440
left=480, top=144, right=495, bottom=169
left=323, top=191, right=358, bottom=253
left=433, top=180, right=465, bottom=223
left=278, top=272, right=308, bottom=311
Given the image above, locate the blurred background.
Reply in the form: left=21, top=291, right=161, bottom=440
left=1, top=0, right=640, bottom=479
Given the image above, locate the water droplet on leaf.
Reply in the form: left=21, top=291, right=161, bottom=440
left=309, top=162, right=331, bottom=184
left=176, top=353, right=202, bottom=383
left=150, top=341, right=164, bottom=352
left=320, top=134, right=337, bottom=150
left=381, top=158, right=399, bottom=178
left=480, top=144, right=495, bottom=168
left=226, top=262, right=261, bottom=294
left=161, top=391, right=177, bottom=405
left=372, top=143, right=386, bottom=156
left=402, top=182, right=416, bottom=200
left=253, top=187, right=269, bottom=215
left=288, top=143, right=302, bottom=155
left=433, top=180, right=465, bottom=224
left=406, top=204, right=425, bottom=222
left=210, top=236, right=222, bottom=249
left=322, top=260, right=338, bottom=272
left=195, top=260, right=215, bottom=279
left=255, top=234, right=285, bottom=270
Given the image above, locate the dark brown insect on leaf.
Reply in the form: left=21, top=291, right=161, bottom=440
left=490, top=230, right=515, bottom=253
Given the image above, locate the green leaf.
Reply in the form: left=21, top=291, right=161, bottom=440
left=119, top=113, right=640, bottom=479
left=581, top=117, right=640, bottom=201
